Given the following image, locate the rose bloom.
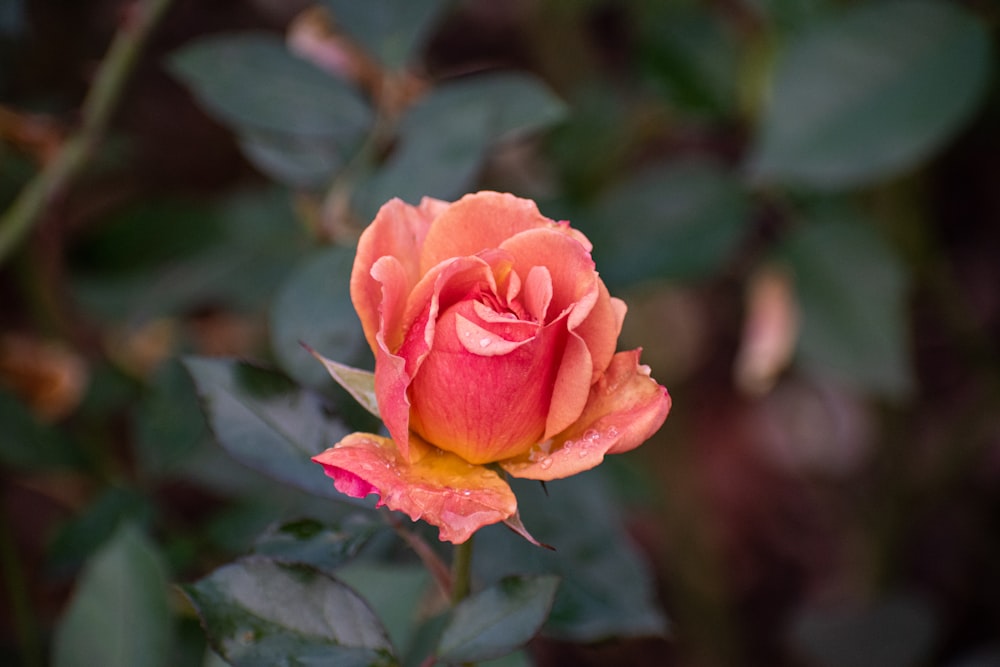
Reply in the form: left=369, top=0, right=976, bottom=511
left=313, top=192, right=671, bottom=543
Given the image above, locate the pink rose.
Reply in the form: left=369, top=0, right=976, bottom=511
left=313, top=191, right=671, bottom=543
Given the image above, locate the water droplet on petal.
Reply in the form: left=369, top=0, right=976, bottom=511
left=583, top=429, right=600, bottom=442
left=462, top=490, right=472, bottom=496
left=562, top=440, right=573, bottom=449
left=578, top=448, right=590, bottom=458
left=606, top=426, right=619, bottom=438
left=479, top=337, right=492, bottom=348
left=539, top=457, right=553, bottom=470
left=361, top=463, right=374, bottom=471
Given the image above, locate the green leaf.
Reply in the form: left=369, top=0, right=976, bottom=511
left=0, top=388, right=83, bottom=470
left=183, top=357, right=357, bottom=501
left=271, top=246, right=367, bottom=388
left=335, top=562, right=431, bottom=657
left=437, top=575, right=559, bottom=663
left=474, top=470, right=668, bottom=641
left=319, top=0, right=449, bottom=70
left=47, top=487, right=154, bottom=577
left=169, top=32, right=372, bottom=139
left=251, top=517, right=381, bottom=573
left=303, top=346, right=380, bottom=419
left=182, top=559, right=397, bottom=667
left=355, top=72, right=566, bottom=220
left=748, top=0, right=992, bottom=189
left=133, top=359, right=207, bottom=478
left=779, top=213, right=912, bottom=397
left=169, top=32, right=373, bottom=188
left=52, top=523, right=172, bottom=667
left=579, top=159, right=749, bottom=287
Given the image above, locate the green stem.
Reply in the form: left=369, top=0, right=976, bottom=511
left=0, top=0, right=174, bottom=265
left=450, top=536, right=474, bottom=605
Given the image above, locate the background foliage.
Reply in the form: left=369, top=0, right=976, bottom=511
left=1, top=0, right=998, bottom=665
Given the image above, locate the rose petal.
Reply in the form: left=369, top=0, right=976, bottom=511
left=542, top=330, right=592, bottom=439
left=500, top=228, right=598, bottom=327
left=572, top=283, right=626, bottom=383
left=523, top=265, right=553, bottom=323
left=409, top=297, right=567, bottom=463
left=313, top=432, right=518, bottom=544
left=352, top=197, right=447, bottom=352
left=500, top=349, right=671, bottom=481
left=419, top=192, right=556, bottom=275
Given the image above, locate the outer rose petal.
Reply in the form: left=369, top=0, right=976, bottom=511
left=352, top=197, right=448, bottom=352
left=500, top=349, right=671, bottom=481
left=419, top=192, right=588, bottom=275
left=313, top=432, right=517, bottom=544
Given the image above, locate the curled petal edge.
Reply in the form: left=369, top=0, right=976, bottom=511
left=312, top=432, right=518, bottom=544
left=500, top=349, right=671, bottom=481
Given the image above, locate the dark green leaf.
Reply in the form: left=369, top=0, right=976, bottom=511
left=133, top=359, right=207, bottom=478
left=0, top=388, right=83, bottom=470
left=182, top=559, right=397, bottom=667
left=336, top=562, right=431, bottom=656
left=252, top=517, right=381, bottom=573
left=790, top=593, right=937, bottom=667
left=474, top=470, right=668, bottom=641
left=169, top=32, right=372, bottom=139
left=239, top=129, right=345, bottom=189
left=319, top=0, right=449, bottom=70
left=580, top=159, right=749, bottom=287
left=748, top=0, right=992, bottom=189
left=271, top=246, right=367, bottom=388
left=183, top=357, right=358, bottom=501
left=47, top=487, right=154, bottom=577
left=437, top=575, right=559, bottom=663
left=52, top=524, right=172, bottom=667
left=779, top=213, right=912, bottom=397
left=355, top=73, right=566, bottom=219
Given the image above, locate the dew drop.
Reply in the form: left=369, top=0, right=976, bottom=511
left=578, top=448, right=589, bottom=458
left=539, top=457, right=553, bottom=470
left=462, top=490, right=472, bottom=496
left=606, top=426, right=619, bottom=438
left=479, top=337, right=492, bottom=348
left=583, top=429, right=600, bottom=442
left=361, top=463, right=374, bottom=471
left=562, top=440, right=574, bottom=449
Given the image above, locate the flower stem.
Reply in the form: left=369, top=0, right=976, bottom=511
left=450, top=536, right=474, bottom=605
left=0, top=0, right=173, bottom=265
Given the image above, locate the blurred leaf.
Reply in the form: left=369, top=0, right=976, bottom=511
left=182, top=559, right=397, bottom=667
left=304, top=346, right=379, bottom=418
left=474, top=470, right=668, bottom=641
left=355, top=72, right=566, bottom=220
left=319, top=0, right=449, bottom=70
left=47, top=487, right=153, bottom=577
left=52, top=523, right=171, bottom=667
left=790, top=593, right=938, bottom=667
left=779, top=213, right=912, bottom=397
left=336, top=562, right=431, bottom=657
left=251, top=517, right=381, bottom=573
left=639, top=6, right=738, bottom=116
left=437, top=575, right=559, bottom=664
left=0, top=388, right=82, bottom=470
left=183, top=357, right=358, bottom=502
left=748, top=0, right=992, bottom=189
left=73, top=190, right=308, bottom=323
left=169, top=32, right=371, bottom=138
left=134, top=359, right=207, bottom=478
left=169, top=33, right=372, bottom=188
left=238, top=129, right=345, bottom=190
left=580, top=159, right=749, bottom=287
left=271, top=246, right=366, bottom=387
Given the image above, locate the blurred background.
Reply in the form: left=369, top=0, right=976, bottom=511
left=1, top=0, right=999, bottom=665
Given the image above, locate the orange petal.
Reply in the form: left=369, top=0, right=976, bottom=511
left=418, top=192, right=554, bottom=275
left=501, top=350, right=671, bottom=481
left=351, top=197, right=447, bottom=352
left=313, top=432, right=518, bottom=544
